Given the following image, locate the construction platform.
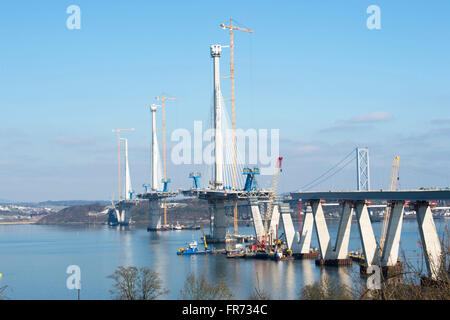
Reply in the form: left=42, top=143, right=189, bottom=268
left=137, top=191, right=178, bottom=200
left=315, top=258, right=353, bottom=266
left=182, top=188, right=271, bottom=200
left=292, top=251, right=320, bottom=260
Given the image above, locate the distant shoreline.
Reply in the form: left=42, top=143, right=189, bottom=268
left=0, top=221, right=36, bottom=225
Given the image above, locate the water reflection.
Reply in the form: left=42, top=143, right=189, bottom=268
left=0, top=219, right=447, bottom=299
left=301, top=260, right=315, bottom=286
left=284, top=261, right=296, bottom=299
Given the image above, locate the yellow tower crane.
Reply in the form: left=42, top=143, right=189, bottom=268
left=380, top=155, right=400, bottom=253
left=220, top=18, right=253, bottom=235
left=156, top=95, right=179, bottom=227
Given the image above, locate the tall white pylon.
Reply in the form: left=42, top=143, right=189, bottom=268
left=150, top=104, right=160, bottom=191
left=211, top=44, right=224, bottom=190
left=121, top=138, right=133, bottom=200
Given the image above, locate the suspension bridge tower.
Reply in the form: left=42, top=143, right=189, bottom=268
left=356, top=147, right=370, bottom=191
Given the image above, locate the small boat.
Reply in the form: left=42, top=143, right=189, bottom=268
left=348, top=250, right=365, bottom=263
left=174, top=222, right=183, bottom=230
left=226, top=251, right=245, bottom=258
left=177, top=232, right=212, bottom=255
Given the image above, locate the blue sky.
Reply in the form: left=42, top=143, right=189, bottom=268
left=0, top=0, right=449, bottom=202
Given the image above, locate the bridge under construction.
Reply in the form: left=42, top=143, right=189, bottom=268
left=108, top=18, right=449, bottom=284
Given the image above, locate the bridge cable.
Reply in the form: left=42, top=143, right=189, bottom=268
left=300, top=149, right=355, bottom=190
left=303, top=155, right=356, bottom=191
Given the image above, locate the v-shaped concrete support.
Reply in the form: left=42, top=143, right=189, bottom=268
left=311, top=200, right=331, bottom=259
left=416, top=201, right=442, bottom=279
left=355, top=200, right=379, bottom=266
left=381, top=200, right=405, bottom=266
left=298, top=204, right=314, bottom=254
left=250, top=198, right=265, bottom=242
left=331, top=201, right=353, bottom=259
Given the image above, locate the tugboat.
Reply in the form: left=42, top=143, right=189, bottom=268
left=177, top=229, right=212, bottom=255
left=177, top=240, right=201, bottom=255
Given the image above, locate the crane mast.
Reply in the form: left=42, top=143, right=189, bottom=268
left=220, top=18, right=253, bottom=235
left=156, top=95, right=179, bottom=227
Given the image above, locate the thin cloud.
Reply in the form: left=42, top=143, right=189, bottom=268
left=51, top=136, right=97, bottom=146
left=296, top=145, right=320, bottom=154
left=430, top=118, right=450, bottom=125
left=347, top=111, right=391, bottom=123
left=320, top=111, right=392, bottom=133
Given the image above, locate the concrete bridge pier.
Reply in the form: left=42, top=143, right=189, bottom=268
left=250, top=197, right=265, bottom=242
left=279, top=202, right=301, bottom=252
left=148, top=199, right=162, bottom=231
left=312, top=200, right=354, bottom=265
left=322, top=200, right=354, bottom=265
left=211, top=199, right=226, bottom=240
left=332, top=201, right=353, bottom=259
left=311, top=200, right=331, bottom=260
left=379, top=200, right=405, bottom=280
left=355, top=200, right=379, bottom=266
left=298, top=204, right=314, bottom=254
left=268, top=201, right=281, bottom=245
left=415, top=201, right=442, bottom=279
left=381, top=201, right=405, bottom=264
left=117, top=201, right=134, bottom=225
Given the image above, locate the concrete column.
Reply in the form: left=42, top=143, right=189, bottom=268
left=210, top=44, right=223, bottom=189
left=250, top=198, right=264, bottom=241
left=280, top=203, right=299, bottom=251
left=269, top=202, right=281, bottom=244
left=416, top=201, right=442, bottom=279
left=355, top=201, right=378, bottom=266
left=381, top=200, right=405, bottom=266
left=299, top=204, right=314, bottom=254
left=148, top=199, right=162, bottom=230
left=208, top=201, right=214, bottom=235
left=331, top=201, right=353, bottom=259
left=311, top=200, right=331, bottom=260
left=150, top=105, right=158, bottom=191
left=213, top=200, right=226, bottom=240
left=120, top=209, right=128, bottom=224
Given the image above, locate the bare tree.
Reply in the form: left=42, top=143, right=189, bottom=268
left=300, top=275, right=354, bottom=300
left=0, top=285, right=8, bottom=300
left=107, top=266, right=168, bottom=300
left=249, top=273, right=271, bottom=300
left=180, top=272, right=233, bottom=300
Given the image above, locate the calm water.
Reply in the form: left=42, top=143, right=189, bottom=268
left=0, top=219, right=448, bottom=300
